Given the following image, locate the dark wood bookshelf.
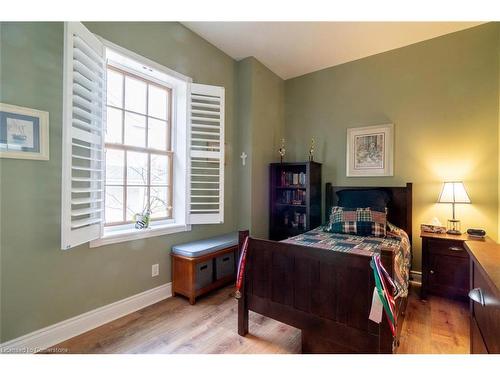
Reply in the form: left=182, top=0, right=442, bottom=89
left=269, top=161, right=322, bottom=241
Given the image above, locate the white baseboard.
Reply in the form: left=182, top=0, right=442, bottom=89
left=410, top=270, right=422, bottom=286
left=0, top=282, right=172, bottom=354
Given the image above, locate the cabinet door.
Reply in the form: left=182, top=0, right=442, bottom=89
left=471, top=317, right=488, bottom=354
left=472, top=263, right=500, bottom=353
left=428, top=253, right=469, bottom=299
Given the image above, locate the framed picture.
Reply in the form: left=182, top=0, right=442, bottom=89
left=346, top=123, right=393, bottom=177
left=0, top=103, right=49, bottom=160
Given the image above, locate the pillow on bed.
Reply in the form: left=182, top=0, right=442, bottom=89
left=336, top=189, right=390, bottom=210
left=325, top=206, right=387, bottom=237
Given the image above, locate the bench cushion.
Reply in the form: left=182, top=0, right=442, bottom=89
left=172, top=232, right=238, bottom=258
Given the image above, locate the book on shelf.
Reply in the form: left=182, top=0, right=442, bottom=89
left=280, top=171, right=306, bottom=187
left=283, top=211, right=307, bottom=230
left=280, top=189, right=306, bottom=205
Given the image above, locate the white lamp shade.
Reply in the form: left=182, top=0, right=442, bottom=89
left=438, top=182, right=471, bottom=204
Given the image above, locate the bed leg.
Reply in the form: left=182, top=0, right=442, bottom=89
left=301, top=330, right=312, bottom=354
left=238, top=297, right=249, bottom=336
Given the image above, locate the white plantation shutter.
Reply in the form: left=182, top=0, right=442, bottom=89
left=61, top=22, right=106, bottom=249
left=188, top=83, right=225, bottom=224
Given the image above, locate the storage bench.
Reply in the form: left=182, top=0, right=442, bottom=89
left=171, top=232, right=238, bottom=304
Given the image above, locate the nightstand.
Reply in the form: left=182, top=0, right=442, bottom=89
left=420, top=231, right=490, bottom=301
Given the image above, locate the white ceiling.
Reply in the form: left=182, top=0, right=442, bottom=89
left=182, top=22, right=484, bottom=79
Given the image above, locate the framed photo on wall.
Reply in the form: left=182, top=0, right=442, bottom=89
left=0, top=103, right=49, bottom=160
left=346, top=123, right=393, bottom=177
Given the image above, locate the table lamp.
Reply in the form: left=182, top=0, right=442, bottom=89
left=437, top=181, right=471, bottom=235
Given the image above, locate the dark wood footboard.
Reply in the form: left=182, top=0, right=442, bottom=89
left=237, top=232, right=408, bottom=354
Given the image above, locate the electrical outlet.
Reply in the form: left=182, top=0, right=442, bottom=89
left=152, top=264, right=159, bottom=277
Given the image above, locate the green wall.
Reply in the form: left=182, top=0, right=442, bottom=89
left=235, top=57, right=285, bottom=238
left=250, top=59, right=285, bottom=238
left=285, top=23, right=500, bottom=271
left=235, top=58, right=253, bottom=232
left=0, top=22, right=238, bottom=343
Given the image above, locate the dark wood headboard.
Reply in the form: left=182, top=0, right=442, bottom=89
left=325, top=183, right=413, bottom=244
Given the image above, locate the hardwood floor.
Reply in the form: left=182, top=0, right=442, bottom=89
left=45, top=284, right=469, bottom=354
left=397, top=286, right=470, bottom=354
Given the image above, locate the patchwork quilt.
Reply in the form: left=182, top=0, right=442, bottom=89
left=282, top=222, right=411, bottom=297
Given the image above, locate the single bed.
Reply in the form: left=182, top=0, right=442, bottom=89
left=237, top=182, right=412, bottom=353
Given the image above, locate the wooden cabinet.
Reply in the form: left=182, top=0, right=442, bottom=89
left=171, top=246, right=238, bottom=305
left=269, top=162, right=321, bottom=241
left=421, top=232, right=477, bottom=300
left=465, top=240, right=500, bottom=354
left=470, top=318, right=488, bottom=354
left=427, top=250, right=469, bottom=297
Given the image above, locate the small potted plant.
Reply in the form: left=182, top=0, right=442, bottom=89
left=133, top=196, right=169, bottom=229
left=134, top=208, right=151, bottom=229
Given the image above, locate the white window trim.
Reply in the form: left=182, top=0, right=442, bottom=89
left=89, top=221, right=191, bottom=248
left=97, top=37, right=191, bottom=83
left=90, top=36, right=193, bottom=248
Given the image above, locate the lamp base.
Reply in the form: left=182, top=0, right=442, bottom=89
left=447, top=219, right=461, bottom=235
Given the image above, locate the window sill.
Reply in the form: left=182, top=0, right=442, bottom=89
left=89, top=222, right=191, bottom=248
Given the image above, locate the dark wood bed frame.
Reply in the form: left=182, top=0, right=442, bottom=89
left=237, top=182, right=412, bottom=353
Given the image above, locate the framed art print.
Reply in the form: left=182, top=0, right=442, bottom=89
left=346, top=123, right=393, bottom=177
left=0, top=103, right=49, bottom=160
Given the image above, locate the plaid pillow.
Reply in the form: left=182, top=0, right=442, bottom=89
left=325, top=206, right=387, bottom=237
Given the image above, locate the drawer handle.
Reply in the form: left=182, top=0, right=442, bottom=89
left=448, top=246, right=463, bottom=252
left=200, top=265, right=208, bottom=271
left=468, top=288, right=485, bottom=306
left=430, top=270, right=435, bottom=275
left=222, top=257, right=230, bottom=262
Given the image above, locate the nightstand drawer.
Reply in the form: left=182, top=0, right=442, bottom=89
left=427, top=239, right=468, bottom=258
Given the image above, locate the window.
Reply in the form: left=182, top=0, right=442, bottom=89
left=104, top=67, right=173, bottom=226
left=61, top=22, right=225, bottom=250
